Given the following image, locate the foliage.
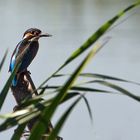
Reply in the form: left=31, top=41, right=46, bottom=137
left=0, top=1, right=140, bottom=140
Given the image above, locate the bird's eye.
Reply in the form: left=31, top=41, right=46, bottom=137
left=35, top=31, right=39, bottom=35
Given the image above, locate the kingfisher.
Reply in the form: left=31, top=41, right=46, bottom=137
left=9, top=28, right=52, bottom=86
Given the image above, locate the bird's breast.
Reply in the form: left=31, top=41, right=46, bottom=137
left=17, top=41, right=39, bottom=72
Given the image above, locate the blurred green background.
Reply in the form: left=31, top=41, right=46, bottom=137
left=0, top=0, right=140, bottom=140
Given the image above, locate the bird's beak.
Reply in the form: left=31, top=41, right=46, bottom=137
left=39, top=33, right=52, bottom=38
left=30, top=33, right=52, bottom=42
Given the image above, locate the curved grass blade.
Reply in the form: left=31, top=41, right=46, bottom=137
left=28, top=40, right=104, bottom=140
left=48, top=96, right=82, bottom=140
left=0, top=109, right=30, bottom=119
left=22, top=84, right=114, bottom=106
left=94, top=80, right=140, bottom=102
left=38, top=1, right=140, bottom=88
left=53, top=73, right=140, bottom=85
left=108, top=10, right=138, bottom=33
left=81, top=94, right=93, bottom=121
left=54, top=92, right=93, bottom=121
left=79, top=73, right=140, bottom=85
left=0, top=92, right=78, bottom=120
left=0, top=49, right=8, bottom=73
left=0, top=63, right=20, bottom=110
left=0, top=80, right=136, bottom=132
left=11, top=123, right=27, bottom=140
left=0, top=109, right=40, bottom=132
left=47, top=85, right=115, bottom=94
left=20, top=91, right=78, bottom=109
left=0, top=92, right=80, bottom=132
left=60, top=92, right=80, bottom=103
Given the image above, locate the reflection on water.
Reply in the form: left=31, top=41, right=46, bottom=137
left=0, top=0, right=140, bottom=140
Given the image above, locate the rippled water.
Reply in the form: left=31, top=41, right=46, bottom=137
left=0, top=0, right=140, bottom=140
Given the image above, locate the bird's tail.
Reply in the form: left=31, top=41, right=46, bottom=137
left=12, top=75, right=18, bottom=86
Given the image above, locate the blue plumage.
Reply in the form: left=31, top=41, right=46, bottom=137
left=12, top=75, right=17, bottom=86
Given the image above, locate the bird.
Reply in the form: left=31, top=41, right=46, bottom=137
left=9, top=28, right=52, bottom=86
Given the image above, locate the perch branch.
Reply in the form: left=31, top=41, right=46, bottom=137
left=11, top=71, right=63, bottom=140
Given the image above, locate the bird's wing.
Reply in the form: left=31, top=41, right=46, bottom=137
left=9, top=39, right=29, bottom=72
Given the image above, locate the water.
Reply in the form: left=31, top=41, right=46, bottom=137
left=0, top=0, right=140, bottom=139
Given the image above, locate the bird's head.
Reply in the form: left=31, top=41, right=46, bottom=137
left=23, top=28, right=52, bottom=41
